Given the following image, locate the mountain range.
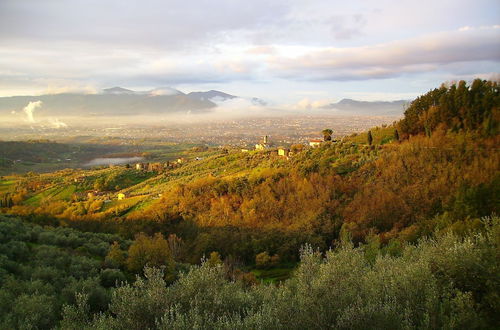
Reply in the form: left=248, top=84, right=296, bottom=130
left=0, top=87, right=246, bottom=117
left=0, top=87, right=407, bottom=118
left=323, top=99, right=408, bottom=116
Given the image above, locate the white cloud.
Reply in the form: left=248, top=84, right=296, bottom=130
left=23, top=100, right=42, bottom=123
left=148, top=87, right=181, bottom=96
left=49, top=118, right=68, bottom=128
left=294, top=98, right=332, bottom=110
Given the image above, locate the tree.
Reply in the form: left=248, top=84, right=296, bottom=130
left=207, top=251, right=223, bottom=267
left=104, top=241, right=126, bottom=268
left=394, top=129, right=400, bottom=142
left=322, top=129, right=333, bottom=141
left=100, top=269, right=126, bottom=288
left=167, top=233, right=184, bottom=261
left=291, top=144, right=305, bottom=153
left=255, top=251, right=280, bottom=269
left=367, top=130, right=373, bottom=145
left=126, top=233, right=174, bottom=274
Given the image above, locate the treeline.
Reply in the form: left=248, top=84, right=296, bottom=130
left=398, top=79, right=499, bottom=137
left=63, top=216, right=500, bottom=329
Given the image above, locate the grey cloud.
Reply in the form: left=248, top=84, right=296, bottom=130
left=0, top=0, right=373, bottom=50
left=268, top=27, right=500, bottom=81
left=330, top=14, right=367, bottom=40
left=0, top=0, right=291, bottom=49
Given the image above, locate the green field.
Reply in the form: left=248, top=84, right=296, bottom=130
left=251, top=265, right=296, bottom=284
left=0, top=178, right=16, bottom=193
left=349, top=125, right=398, bottom=145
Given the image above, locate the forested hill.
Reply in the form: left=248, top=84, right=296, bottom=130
left=398, top=79, right=498, bottom=137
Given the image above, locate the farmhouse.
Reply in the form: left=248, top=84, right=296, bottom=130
left=87, top=190, right=106, bottom=199
left=147, top=162, right=163, bottom=172
left=278, top=147, right=290, bottom=157
left=309, top=139, right=323, bottom=148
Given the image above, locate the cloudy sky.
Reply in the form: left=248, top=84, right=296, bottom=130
left=0, top=0, right=499, bottom=104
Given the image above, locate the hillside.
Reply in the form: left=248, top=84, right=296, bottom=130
left=0, top=139, right=208, bottom=175
left=0, top=90, right=215, bottom=117
left=1, top=80, right=498, bottom=261
left=0, top=140, right=134, bottom=175
left=0, top=79, right=498, bottom=328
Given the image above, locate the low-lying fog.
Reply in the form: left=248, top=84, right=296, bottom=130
left=83, top=157, right=145, bottom=167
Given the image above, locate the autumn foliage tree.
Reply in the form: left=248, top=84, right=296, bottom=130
left=126, top=233, right=174, bottom=276
left=104, top=241, right=126, bottom=268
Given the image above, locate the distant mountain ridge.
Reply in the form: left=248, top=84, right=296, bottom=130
left=324, top=98, right=408, bottom=116
left=0, top=87, right=407, bottom=118
left=0, top=87, right=242, bottom=117
left=187, top=90, right=236, bottom=101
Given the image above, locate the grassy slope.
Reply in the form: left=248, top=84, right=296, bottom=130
left=3, top=147, right=257, bottom=216
left=349, top=125, right=397, bottom=145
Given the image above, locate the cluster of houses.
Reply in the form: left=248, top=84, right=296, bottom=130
left=133, top=156, right=206, bottom=173
left=134, top=158, right=188, bottom=173
left=82, top=190, right=129, bottom=203
left=243, top=135, right=331, bottom=159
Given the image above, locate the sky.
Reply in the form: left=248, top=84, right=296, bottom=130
left=0, top=0, right=499, bottom=105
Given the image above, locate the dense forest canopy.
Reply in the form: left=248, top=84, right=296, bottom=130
left=398, top=79, right=499, bottom=137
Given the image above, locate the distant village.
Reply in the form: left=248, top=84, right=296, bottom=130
left=242, top=134, right=338, bottom=158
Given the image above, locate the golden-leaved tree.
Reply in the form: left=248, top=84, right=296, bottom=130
left=126, top=233, right=175, bottom=278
